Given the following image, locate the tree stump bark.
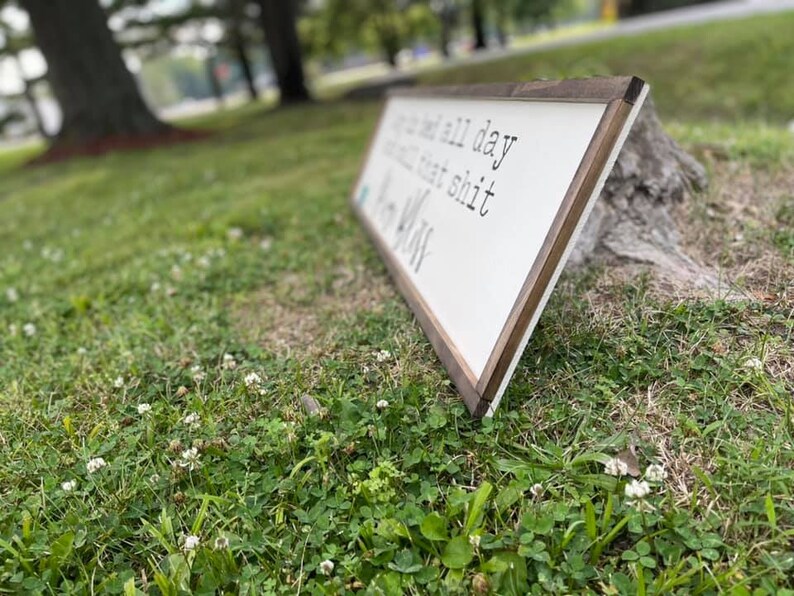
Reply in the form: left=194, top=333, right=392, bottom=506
left=568, top=97, right=719, bottom=289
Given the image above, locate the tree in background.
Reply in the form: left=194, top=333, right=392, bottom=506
left=19, top=0, right=171, bottom=150
left=307, top=0, right=437, bottom=68
left=255, top=0, right=310, bottom=104
left=430, top=0, right=459, bottom=58
left=226, top=0, right=258, bottom=101
left=471, top=0, right=487, bottom=49
left=473, top=0, right=562, bottom=49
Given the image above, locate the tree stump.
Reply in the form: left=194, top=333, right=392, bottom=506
left=567, top=98, right=720, bottom=290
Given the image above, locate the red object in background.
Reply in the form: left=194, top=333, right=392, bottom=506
left=214, top=63, right=230, bottom=82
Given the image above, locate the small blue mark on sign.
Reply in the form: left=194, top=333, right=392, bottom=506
left=358, top=185, right=369, bottom=206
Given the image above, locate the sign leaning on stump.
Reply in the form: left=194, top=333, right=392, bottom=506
left=351, top=76, right=649, bottom=417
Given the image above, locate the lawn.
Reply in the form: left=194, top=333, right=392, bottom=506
left=420, top=11, right=794, bottom=124
left=1, top=13, right=793, bottom=595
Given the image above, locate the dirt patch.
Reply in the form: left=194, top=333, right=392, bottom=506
left=233, top=265, right=395, bottom=359
left=28, top=128, right=211, bottom=165
left=582, top=161, right=794, bottom=303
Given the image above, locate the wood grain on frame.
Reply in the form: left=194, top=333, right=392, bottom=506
left=350, top=77, right=646, bottom=417
left=476, top=100, right=631, bottom=402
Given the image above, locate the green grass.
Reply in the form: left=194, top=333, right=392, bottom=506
left=1, top=13, right=794, bottom=595
left=424, top=12, right=794, bottom=123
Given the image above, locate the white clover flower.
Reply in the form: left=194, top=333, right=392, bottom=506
left=137, top=403, right=152, bottom=415
left=530, top=483, right=544, bottom=499
left=645, top=464, right=667, bottom=483
left=149, top=473, right=161, bottom=484
left=61, top=480, right=77, bottom=492
left=222, top=353, right=237, bottom=370
left=183, top=534, right=200, bottom=552
left=319, top=559, right=334, bottom=576
left=170, top=265, right=183, bottom=281
left=87, top=457, right=107, bottom=474
left=8, top=324, right=18, bottom=336
left=227, top=227, right=244, bottom=241
left=197, top=256, right=211, bottom=269
left=244, top=372, right=263, bottom=387
left=42, top=246, right=64, bottom=262
left=376, top=399, right=389, bottom=410
left=468, top=534, right=481, bottom=549
left=375, top=349, right=392, bottom=362
left=77, top=347, right=88, bottom=355
left=214, top=536, right=229, bottom=550
left=260, top=238, right=273, bottom=251
left=23, top=323, right=36, bottom=337
left=5, top=287, right=19, bottom=302
left=183, top=412, right=201, bottom=428
left=113, top=376, right=125, bottom=389
left=743, top=357, right=763, bottom=371
left=150, top=282, right=161, bottom=293
left=604, top=457, right=629, bottom=477
left=180, top=447, right=201, bottom=470
left=625, top=479, right=651, bottom=500
left=191, top=365, right=206, bottom=382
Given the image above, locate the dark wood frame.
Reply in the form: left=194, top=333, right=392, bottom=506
left=350, top=76, right=647, bottom=417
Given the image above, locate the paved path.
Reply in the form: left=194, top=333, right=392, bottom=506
left=517, top=0, right=794, bottom=52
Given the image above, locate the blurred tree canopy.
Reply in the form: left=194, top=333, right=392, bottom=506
left=0, top=0, right=581, bottom=152
left=1, top=0, right=716, bottom=157
left=302, top=0, right=438, bottom=68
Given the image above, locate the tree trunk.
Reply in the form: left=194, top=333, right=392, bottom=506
left=256, top=0, right=311, bottom=105
left=231, top=30, right=259, bottom=101
left=20, top=0, right=170, bottom=148
left=471, top=0, right=487, bottom=50
left=381, top=30, right=400, bottom=68
left=439, top=21, right=451, bottom=59
left=228, top=0, right=258, bottom=102
left=568, top=98, right=716, bottom=288
left=376, top=14, right=402, bottom=69
left=438, top=4, right=454, bottom=59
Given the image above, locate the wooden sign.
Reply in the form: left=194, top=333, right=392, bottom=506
left=351, top=77, right=648, bottom=417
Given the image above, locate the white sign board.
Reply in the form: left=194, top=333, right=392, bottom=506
left=351, top=77, right=648, bottom=417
